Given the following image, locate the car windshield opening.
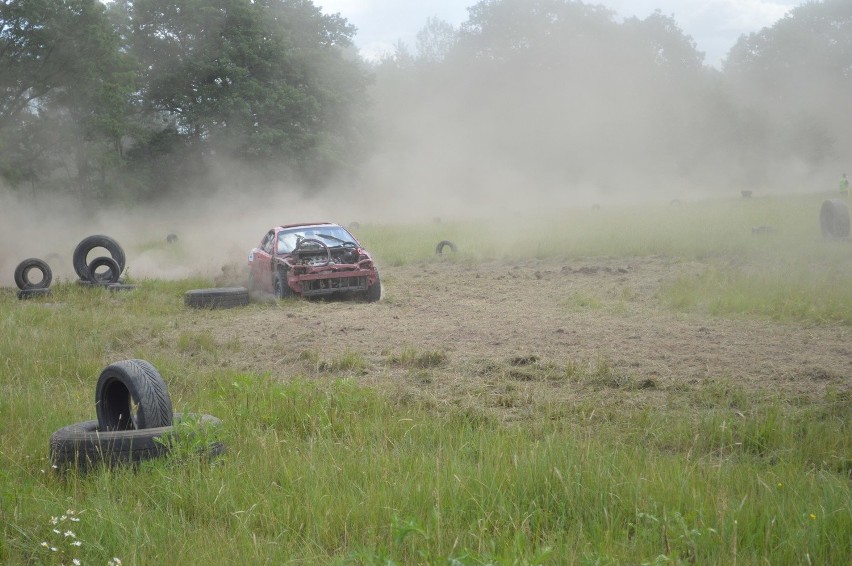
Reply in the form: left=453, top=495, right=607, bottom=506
left=277, top=226, right=356, bottom=254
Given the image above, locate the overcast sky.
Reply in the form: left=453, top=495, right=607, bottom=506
left=317, top=0, right=807, bottom=67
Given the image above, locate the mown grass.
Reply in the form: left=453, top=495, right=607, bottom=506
left=1, top=193, right=850, bottom=564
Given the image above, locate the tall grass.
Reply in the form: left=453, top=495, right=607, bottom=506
left=1, top=368, right=849, bottom=564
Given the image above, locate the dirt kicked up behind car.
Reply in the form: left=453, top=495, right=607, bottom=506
left=247, top=222, right=381, bottom=302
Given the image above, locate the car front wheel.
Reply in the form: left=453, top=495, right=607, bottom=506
left=274, top=271, right=294, bottom=299
left=365, top=272, right=381, bottom=302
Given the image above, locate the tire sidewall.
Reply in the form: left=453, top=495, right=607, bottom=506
left=87, top=256, right=122, bottom=284
left=14, top=258, right=53, bottom=290
left=95, top=359, right=174, bottom=431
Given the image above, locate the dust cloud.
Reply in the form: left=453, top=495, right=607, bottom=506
left=351, top=4, right=850, bottom=220
left=2, top=4, right=848, bottom=287
left=0, top=182, right=382, bottom=288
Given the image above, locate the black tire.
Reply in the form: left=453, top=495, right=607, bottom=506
left=184, top=287, right=250, bottom=308
left=14, top=258, right=52, bottom=290
left=17, top=288, right=52, bottom=300
left=365, top=271, right=381, bottom=302
left=96, top=359, right=173, bottom=431
left=49, top=413, right=224, bottom=472
left=73, top=235, right=126, bottom=282
left=87, top=256, right=122, bottom=284
left=435, top=240, right=457, bottom=255
left=108, top=283, right=137, bottom=292
left=820, top=199, right=850, bottom=239
left=274, top=272, right=294, bottom=299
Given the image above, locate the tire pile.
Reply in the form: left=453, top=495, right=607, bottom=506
left=73, top=234, right=134, bottom=290
left=11, top=234, right=135, bottom=299
left=49, top=359, right=224, bottom=472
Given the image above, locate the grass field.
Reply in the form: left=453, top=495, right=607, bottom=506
left=1, top=193, right=850, bottom=565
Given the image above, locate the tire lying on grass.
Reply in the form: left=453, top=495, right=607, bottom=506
left=17, top=288, right=52, bottom=300
left=820, top=199, right=850, bottom=239
left=87, top=256, right=122, bottom=284
left=95, top=359, right=174, bottom=431
left=108, top=283, right=137, bottom=292
left=73, top=235, right=126, bottom=282
left=185, top=287, right=250, bottom=309
left=14, top=258, right=52, bottom=290
left=49, top=413, right=225, bottom=472
left=435, top=240, right=458, bottom=255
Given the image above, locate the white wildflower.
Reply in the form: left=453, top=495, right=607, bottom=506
left=73, top=559, right=81, bottom=565
left=50, top=517, right=59, bottom=525
left=41, top=541, right=49, bottom=548
left=64, top=530, right=75, bottom=538
left=72, top=540, right=82, bottom=547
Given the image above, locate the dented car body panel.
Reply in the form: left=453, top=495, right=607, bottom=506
left=248, top=223, right=381, bottom=301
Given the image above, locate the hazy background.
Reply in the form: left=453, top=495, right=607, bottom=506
left=1, top=0, right=850, bottom=284
left=320, top=0, right=805, bottom=68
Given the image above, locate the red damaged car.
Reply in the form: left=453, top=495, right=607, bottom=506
left=247, top=223, right=381, bottom=301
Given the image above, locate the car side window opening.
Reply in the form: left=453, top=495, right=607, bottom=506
left=261, top=231, right=275, bottom=254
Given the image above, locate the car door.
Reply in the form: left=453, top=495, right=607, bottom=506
left=252, top=230, right=276, bottom=292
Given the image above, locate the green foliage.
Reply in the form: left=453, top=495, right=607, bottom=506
left=725, top=0, right=852, bottom=177
left=3, top=0, right=851, bottom=201
left=0, top=0, right=136, bottom=197
left=125, top=0, right=367, bottom=187
left=1, top=0, right=369, bottom=198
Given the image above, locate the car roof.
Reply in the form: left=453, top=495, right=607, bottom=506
left=276, top=222, right=338, bottom=230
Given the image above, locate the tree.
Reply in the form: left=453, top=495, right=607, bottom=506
left=126, top=0, right=368, bottom=188
left=369, top=0, right=717, bottom=199
left=1, top=0, right=135, bottom=196
left=416, top=17, right=457, bottom=63
left=725, top=0, right=852, bottom=178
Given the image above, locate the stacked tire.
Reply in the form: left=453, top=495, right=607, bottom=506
left=49, top=360, right=224, bottom=472
left=14, top=258, right=53, bottom=300
left=73, top=235, right=133, bottom=289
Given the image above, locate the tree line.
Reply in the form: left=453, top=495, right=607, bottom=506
left=1, top=0, right=850, bottom=203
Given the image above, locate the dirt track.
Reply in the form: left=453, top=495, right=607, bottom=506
left=199, top=256, right=851, bottom=415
